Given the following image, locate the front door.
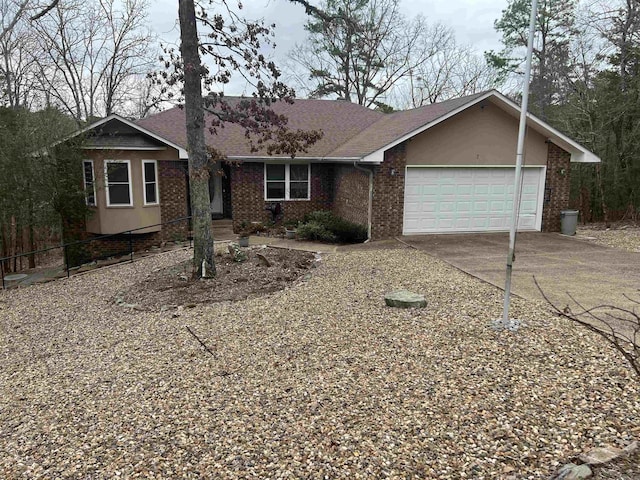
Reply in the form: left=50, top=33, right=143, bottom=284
left=209, top=173, right=224, bottom=218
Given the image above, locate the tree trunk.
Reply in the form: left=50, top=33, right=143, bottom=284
left=28, top=192, right=35, bottom=269
left=596, top=163, right=609, bottom=227
left=178, top=0, right=215, bottom=278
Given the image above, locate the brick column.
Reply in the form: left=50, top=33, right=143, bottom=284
left=542, top=142, right=571, bottom=232
left=332, top=165, right=369, bottom=227
left=370, top=143, right=407, bottom=240
left=159, top=160, right=189, bottom=240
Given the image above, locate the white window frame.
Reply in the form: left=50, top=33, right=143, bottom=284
left=142, top=160, right=160, bottom=206
left=264, top=163, right=311, bottom=201
left=104, top=159, right=133, bottom=207
left=82, top=159, right=96, bottom=206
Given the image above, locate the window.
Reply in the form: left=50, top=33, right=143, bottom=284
left=142, top=160, right=159, bottom=205
left=265, top=163, right=310, bottom=200
left=105, top=160, right=132, bottom=206
left=83, top=160, right=96, bottom=206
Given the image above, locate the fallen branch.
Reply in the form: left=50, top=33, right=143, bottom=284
left=185, top=325, right=217, bottom=358
left=534, top=276, right=640, bottom=380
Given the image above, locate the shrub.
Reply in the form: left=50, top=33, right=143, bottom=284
left=298, top=211, right=367, bottom=243
left=296, top=220, right=337, bottom=242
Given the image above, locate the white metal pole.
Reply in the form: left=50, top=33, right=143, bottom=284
left=501, top=0, right=539, bottom=328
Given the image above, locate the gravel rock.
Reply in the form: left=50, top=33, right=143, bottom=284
left=0, top=248, right=639, bottom=479
left=577, top=225, right=640, bottom=252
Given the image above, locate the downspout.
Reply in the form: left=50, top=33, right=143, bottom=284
left=353, top=161, right=373, bottom=242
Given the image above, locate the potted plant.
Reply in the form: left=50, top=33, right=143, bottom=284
left=237, top=221, right=252, bottom=247
left=284, top=219, right=299, bottom=239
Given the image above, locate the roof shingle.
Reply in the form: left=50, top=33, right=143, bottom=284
left=136, top=92, right=490, bottom=160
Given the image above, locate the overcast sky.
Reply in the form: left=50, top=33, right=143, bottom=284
left=148, top=0, right=507, bottom=95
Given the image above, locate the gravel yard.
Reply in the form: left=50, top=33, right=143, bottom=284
left=577, top=223, right=640, bottom=252
left=1, top=247, right=638, bottom=479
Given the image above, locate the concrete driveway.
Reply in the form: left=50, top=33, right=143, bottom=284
left=402, top=232, right=640, bottom=313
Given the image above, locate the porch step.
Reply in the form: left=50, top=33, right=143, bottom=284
left=212, top=218, right=233, bottom=227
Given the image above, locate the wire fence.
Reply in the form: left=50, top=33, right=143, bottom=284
left=0, top=216, right=192, bottom=289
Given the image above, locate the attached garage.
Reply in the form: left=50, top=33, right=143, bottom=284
left=403, top=166, right=545, bottom=234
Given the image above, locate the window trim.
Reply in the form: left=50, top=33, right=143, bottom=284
left=104, top=159, right=133, bottom=207
left=264, top=163, right=311, bottom=201
left=82, top=159, right=96, bottom=207
left=142, top=160, right=159, bottom=206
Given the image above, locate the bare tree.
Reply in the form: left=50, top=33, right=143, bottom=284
left=0, top=0, right=59, bottom=44
left=287, top=0, right=448, bottom=109
left=0, top=0, right=58, bottom=108
left=170, top=0, right=322, bottom=278
left=393, top=36, right=502, bottom=109
left=31, top=0, right=155, bottom=122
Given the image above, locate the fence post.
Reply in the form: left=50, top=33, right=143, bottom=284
left=1, top=260, right=4, bottom=290
left=64, top=244, right=70, bottom=277
left=129, top=231, right=133, bottom=263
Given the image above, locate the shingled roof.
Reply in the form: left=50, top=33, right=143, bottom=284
left=136, top=97, right=385, bottom=159
left=72, top=90, right=597, bottom=163
left=135, top=93, right=488, bottom=160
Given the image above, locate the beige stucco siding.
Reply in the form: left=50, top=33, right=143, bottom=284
left=406, top=102, right=548, bottom=166
left=84, top=148, right=180, bottom=234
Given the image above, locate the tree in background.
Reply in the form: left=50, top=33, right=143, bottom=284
left=0, top=0, right=59, bottom=44
left=287, top=0, right=449, bottom=109
left=555, top=0, right=640, bottom=222
left=32, top=0, right=155, bottom=122
left=1, top=0, right=157, bottom=120
left=170, top=0, right=322, bottom=278
left=486, top=0, right=578, bottom=120
left=392, top=34, right=502, bottom=108
left=0, top=106, right=88, bottom=271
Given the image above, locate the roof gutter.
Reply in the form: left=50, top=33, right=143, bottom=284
left=353, top=161, right=374, bottom=242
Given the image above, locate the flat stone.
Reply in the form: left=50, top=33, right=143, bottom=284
left=579, top=445, right=624, bottom=465
left=4, top=273, right=28, bottom=282
left=384, top=290, right=427, bottom=308
left=553, top=463, right=592, bottom=479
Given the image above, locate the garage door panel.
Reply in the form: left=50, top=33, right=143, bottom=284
left=403, top=167, right=544, bottom=234
left=421, top=202, right=437, bottom=212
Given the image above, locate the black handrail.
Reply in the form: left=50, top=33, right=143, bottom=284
left=1, top=216, right=192, bottom=289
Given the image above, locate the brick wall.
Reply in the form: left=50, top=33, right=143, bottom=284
left=86, top=232, right=163, bottom=259
left=159, top=160, right=189, bottom=241
left=230, top=162, right=334, bottom=230
left=333, top=165, right=370, bottom=227
left=542, top=142, right=571, bottom=232
left=370, top=143, right=407, bottom=240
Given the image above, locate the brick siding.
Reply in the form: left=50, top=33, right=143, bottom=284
left=86, top=232, right=163, bottom=259
left=370, top=143, right=407, bottom=240
left=159, top=160, right=189, bottom=241
left=542, top=142, right=571, bottom=232
left=229, top=162, right=334, bottom=230
left=332, top=165, right=370, bottom=227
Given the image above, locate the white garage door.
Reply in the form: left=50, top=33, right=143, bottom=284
left=403, top=167, right=545, bottom=234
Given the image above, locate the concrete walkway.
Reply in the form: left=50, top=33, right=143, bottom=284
left=403, top=232, right=640, bottom=313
